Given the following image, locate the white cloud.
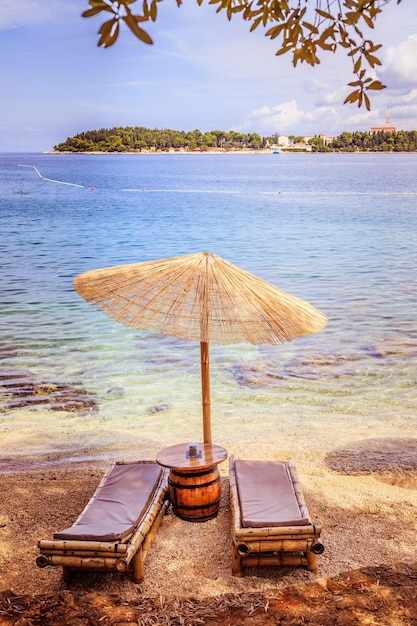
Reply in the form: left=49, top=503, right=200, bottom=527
left=0, top=123, right=37, bottom=132
left=233, top=93, right=409, bottom=136
left=388, top=100, right=417, bottom=130
left=0, top=0, right=82, bottom=29
left=396, top=88, right=417, bottom=105
left=318, top=85, right=349, bottom=107
left=103, top=81, right=150, bottom=88
left=381, top=35, right=417, bottom=86
left=235, top=100, right=343, bottom=135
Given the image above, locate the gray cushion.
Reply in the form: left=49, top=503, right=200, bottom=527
left=234, top=459, right=310, bottom=528
left=54, top=462, right=162, bottom=541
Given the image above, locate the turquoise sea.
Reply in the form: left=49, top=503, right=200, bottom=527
left=1, top=152, right=417, bottom=469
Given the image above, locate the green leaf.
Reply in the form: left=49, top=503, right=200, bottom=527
left=267, top=23, right=286, bottom=39
left=149, top=0, right=158, bottom=21
left=353, top=56, right=362, bottom=73
left=302, top=21, right=319, bottom=35
left=366, top=80, right=386, bottom=91
left=345, top=10, right=360, bottom=26
left=276, top=44, right=293, bottom=57
left=88, top=0, right=112, bottom=7
left=123, top=14, right=153, bottom=44
left=368, top=43, right=383, bottom=53
left=344, top=90, right=361, bottom=105
left=315, top=9, right=334, bottom=20
left=316, top=40, right=335, bottom=52
left=250, top=15, right=263, bottom=32
left=98, top=18, right=116, bottom=39
left=98, top=19, right=120, bottom=47
left=324, top=26, right=336, bottom=40
left=362, top=13, right=374, bottom=29
left=82, top=0, right=114, bottom=17
left=364, top=53, right=382, bottom=68
left=82, top=7, right=105, bottom=17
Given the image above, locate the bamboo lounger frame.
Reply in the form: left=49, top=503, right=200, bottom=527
left=36, top=460, right=169, bottom=583
left=229, top=456, right=324, bottom=576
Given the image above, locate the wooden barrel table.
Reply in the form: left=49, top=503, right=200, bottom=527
left=156, top=443, right=228, bottom=523
left=168, top=465, right=221, bottom=522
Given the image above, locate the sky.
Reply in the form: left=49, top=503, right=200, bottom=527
left=1, top=0, right=417, bottom=152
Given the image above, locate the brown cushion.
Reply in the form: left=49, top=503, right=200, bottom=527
left=54, top=463, right=162, bottom=541
left=234, top=459, right=310, bottom=528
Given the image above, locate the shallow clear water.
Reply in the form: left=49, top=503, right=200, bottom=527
left=1, top=152, right=417, bottom=466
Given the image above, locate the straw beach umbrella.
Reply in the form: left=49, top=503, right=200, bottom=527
left=74, top=252, right=327, bottom=444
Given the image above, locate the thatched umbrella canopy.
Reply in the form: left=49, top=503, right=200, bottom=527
left=74, top=252, right=327, bottom=443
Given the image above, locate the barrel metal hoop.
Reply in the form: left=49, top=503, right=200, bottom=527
left=171, top=467, right=217, bottom=479
left=177, top=511, right=218, bottom=522
left=169, top=475, right=220, bottom=489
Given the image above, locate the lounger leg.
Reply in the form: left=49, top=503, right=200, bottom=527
left=62, top=566, right=74, bottom=584
left=306, top=550, right=318, bottom=574
left=132, top=546, right=145, bottom=583
left=231, top=544, right=244, bottom=577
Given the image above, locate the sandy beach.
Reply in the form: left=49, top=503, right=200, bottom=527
left=1, top=442, right=416, bottom=603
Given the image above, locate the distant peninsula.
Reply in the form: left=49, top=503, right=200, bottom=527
left=52, top=126, right=417, bottom=154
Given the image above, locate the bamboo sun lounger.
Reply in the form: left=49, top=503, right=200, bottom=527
left=229, top=456, right=324, bottom=576
left=36, top=460, right=169, bottom=583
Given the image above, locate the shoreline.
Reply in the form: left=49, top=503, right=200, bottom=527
left=43, top=149, right=277, bottom=155
left=42, top=148, right=417, bottom=155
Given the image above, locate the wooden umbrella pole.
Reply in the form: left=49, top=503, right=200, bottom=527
left=200, top=341, right=212, bottom=444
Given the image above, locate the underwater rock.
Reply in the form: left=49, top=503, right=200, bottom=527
left=325, top=437, right=417, bottom=475
left=283, top=353, right=358, bottom=379
left=106, top=386, right=125, bottom=397
left=232, top=362, right=284, bottom=388
left=0, top=345, right=19, bottom=360
left=147, top=403, right=170, bottom=414
left=232, top=352, right=357, bottom=387
left=0, top=367, right=98, bottom=413
left=371, top=335, right=417, bottom=358
left=1, top=367, right=37, bottom=386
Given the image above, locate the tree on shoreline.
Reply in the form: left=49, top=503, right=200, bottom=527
left=82, top=0, right=403, bottom=110
left=53, top=126, right=417, bottom=153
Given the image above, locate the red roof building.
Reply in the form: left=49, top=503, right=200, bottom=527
left=369, top=109, right=396, bottom=134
